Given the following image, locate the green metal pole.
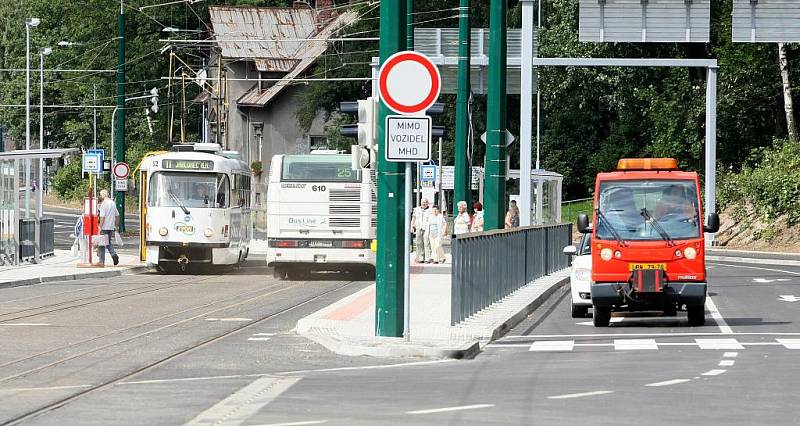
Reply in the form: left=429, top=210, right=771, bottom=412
left=375, top=0, right=407, bottom=337
left=116, top=0, right=126, bottom=232
left=485, top=0, right=507, bottom=230
left=453, top=0, right=471, bottom=216
left=406, top=0, right=414, bottom=50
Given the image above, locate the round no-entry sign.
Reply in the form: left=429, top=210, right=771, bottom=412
left=112, top=162, right=130, bottom=179
left=378, top=51, right=441, bottom=115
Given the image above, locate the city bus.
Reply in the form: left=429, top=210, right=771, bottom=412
left=266, top=152, right=376, bottom=279
left=139, top=143, right=252, bottom=273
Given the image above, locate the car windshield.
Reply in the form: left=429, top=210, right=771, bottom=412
left=148, top=172, right=229, bottom=208
left=281, top=155, right=361, bottom=182
left=596, top=179, right=700, bottom=241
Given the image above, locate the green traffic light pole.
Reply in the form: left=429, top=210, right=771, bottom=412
left=453, top=0, right=471, bottom=216
left=115, top=0, right=126, bottom=232
left=375, top=0, right=407, bottom=338
left=484, top=0, right=508, bottom=230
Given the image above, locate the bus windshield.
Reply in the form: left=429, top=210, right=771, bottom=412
left=596, top=179, right=700, bottom=242
left=281, top=155, right=361, bottom=183
left=148, top=172, right=229, bottom=208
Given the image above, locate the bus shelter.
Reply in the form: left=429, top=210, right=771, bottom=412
left=508, top=169, right=563, bottom=224
left=0, top=148, right=78, bottom=265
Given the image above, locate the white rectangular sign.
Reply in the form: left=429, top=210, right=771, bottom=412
left=385, top=115, right=432, bottom=162
left=114, top=179, right=128, bottom=192
left=82, top=154, right=101, bottom=173
left=440, top=166, right=483, bottom=190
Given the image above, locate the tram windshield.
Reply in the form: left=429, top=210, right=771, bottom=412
left=148, top=172, right=229, bottom=209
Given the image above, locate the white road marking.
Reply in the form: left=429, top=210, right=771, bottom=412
left=719, top=360, right=735, bottom=367
left=777, top=338, right=800, bottom=349
left=249, top=421, right=328, bottom=426
left=529, top=340, right=574, bottom=352
left=277, top=359, right=456, bottom=376
left=696, top=338, right=744, bottom=350
left=204, top=318, right=252, bottom=322
left=701, top=369, right=727, bottom=376
left=576, top=317, right=623, bottom=326
left=485, top=344, right=535, bottom=348
left=0, top=384, right=93, bottom=393
left=705, top=296, right=733, bottom=334
left=547, top=390, right=614, bottom=400
left=778, top=295, right=800, bottom=302
left=708, top=258, right=800, bottom=268
left=656, top=342, right=702, bottom=347
left=407, top=404, right=495, bottom=414
left=248, top=338, right=271, bottom=341
left=645, top=379, right=691, bottom=387
left=723, top=352, right=738, bottom=358
left=753, top=278, right=791, bottom=283
left=615, top=339, right=658, bottom=350
left=184, top=376, right=301, bottom=426
left=0, top=323, right=51, bottom=326
left=707, top=262, right=800, bottom=276
left=502, top=332, right=800, bottom=339
left=252, top=333, right=275, bottom=336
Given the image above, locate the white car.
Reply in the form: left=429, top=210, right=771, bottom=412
left=563, top=233, right=592, bottom=318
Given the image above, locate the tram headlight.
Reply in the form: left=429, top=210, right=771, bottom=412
left=158, top=227, right=168, bottom=237
left=204, top=228, right=214, bottom=238
left=684, top=247, right=697, bottom=260
left=600, top=248, right=613, bottom=261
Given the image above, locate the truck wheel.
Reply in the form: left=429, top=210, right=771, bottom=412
left=571, top=304, right=588, bottom=318
left=687, top=305, right=706, bottom=326
left=272, top=266, right=286, bottom=280
left=593, top=306, right=611, bottom=327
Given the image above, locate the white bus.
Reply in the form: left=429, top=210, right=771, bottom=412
left=266, top=152, right=376, bottom=279
left=139, top=143, right=252, bottom=273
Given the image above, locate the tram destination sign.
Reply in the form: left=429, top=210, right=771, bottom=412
left=162, top=159, right=214, bottom=171
left=385, top=115, right=432, bottom=162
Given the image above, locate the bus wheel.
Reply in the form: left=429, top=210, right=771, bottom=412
left=687, top=305, right=706, bottom=326
left=593, top=306, right=611, bottom=327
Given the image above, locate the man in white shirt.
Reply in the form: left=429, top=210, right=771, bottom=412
left=410, top=198, right=431, bottom=263
left=96, top=189, right=119, bottom=266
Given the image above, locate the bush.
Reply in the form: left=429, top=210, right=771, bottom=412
left=52, top=160, right=109, bottom=201
left=718, top=139, right=800, bottom=225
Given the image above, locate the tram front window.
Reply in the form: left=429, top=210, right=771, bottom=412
left=148, top=172, right=229, bottom=209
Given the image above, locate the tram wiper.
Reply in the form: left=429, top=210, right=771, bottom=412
left=168, top=191, right=190, bottom=215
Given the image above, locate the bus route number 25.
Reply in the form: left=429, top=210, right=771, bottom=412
left=312, top=185, right=327, bottom=192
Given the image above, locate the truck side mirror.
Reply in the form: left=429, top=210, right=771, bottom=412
left=704, top=212, right=720, bottom=233
left=577, top=214, right=591, bottom=234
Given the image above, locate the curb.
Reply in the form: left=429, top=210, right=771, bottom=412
left=487, top=276, right=570, bottom=342
left=0, top=265, right=151, bottom=290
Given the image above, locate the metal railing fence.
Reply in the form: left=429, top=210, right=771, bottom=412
left=451, top=223, right=572, bottom=325
left=18, top=218, right=54, bottom=261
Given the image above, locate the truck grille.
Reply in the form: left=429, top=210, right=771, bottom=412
left=329, top=189, right=360, bottom=202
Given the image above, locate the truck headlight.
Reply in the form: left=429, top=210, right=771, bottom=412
left=575, top=268, right=592, bottom=282
left=204, top=228, right=214, bottom=238
left=684, top=247, right=697, bottom=259
left=600, top=248, right=613, bottom=261
left=158, top=227, right=168, bottom=237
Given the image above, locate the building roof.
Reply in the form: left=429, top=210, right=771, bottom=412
left=209, top=6, right=319, bottom=72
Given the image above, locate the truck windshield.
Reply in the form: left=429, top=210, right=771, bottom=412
left=281, top=155, right=362, bottom=183
left=596, top=179, right=700, bottom=241
left=148, top=172, right=229, bottom=209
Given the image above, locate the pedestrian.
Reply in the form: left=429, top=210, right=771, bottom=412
left=453, top=201, right=471, bottom=235
left=95, top=189, right=120, bottom=267
left=411, top=198, right=431, bottom=263
left=471, top=202, right=484, bottom=233
left=505, top=200, right=520, bottom=229
left=426, top=205, right=447, bottom=264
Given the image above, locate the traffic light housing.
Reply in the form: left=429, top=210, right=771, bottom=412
left=150, top=87, right=159, bottom=114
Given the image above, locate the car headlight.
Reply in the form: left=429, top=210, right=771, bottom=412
left=204, top=228, right=214, bottom=238
left=684, top=247, right=697, bottom=259
left=575, top=268, right=592, bottom=282
left=600, top=248, right=613, bottom=261
left=158, top=227, right=168, bottom=237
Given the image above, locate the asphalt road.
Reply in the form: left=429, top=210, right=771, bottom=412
left=1, top=259, right=798, bottom=425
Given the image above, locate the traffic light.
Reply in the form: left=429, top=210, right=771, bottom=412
left=150, top=87, right=159, bottom=114
left=357, top=98, right=378, bottom=149
left=341, top=97, right=378, bottom=169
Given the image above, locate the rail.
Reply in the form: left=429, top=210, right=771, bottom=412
left=450, top=223, right=572, bottom=325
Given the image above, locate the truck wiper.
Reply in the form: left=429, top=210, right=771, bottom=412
left=640, top=208, right=675, bottom=246
left=168, top=191, right=190, bottom=215
left=595, top=208, right=627, bottom=247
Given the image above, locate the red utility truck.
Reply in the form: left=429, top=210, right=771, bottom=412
left=577, top=158, right=719, bottom=327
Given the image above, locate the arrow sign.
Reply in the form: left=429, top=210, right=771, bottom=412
left=778, top=295, right=800, bottom=302
left=480, top=130, right=515, bottom=146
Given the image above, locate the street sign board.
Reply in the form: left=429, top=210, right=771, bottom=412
left=441, top=166, right=483, bottom=190
left=420, top=165, right=437, bottom=182
left=114, top=179, right=128, bottom=192
left=82, top=153, right=101, bottom=174
left=480, top=130, right=515, bottom=146
left=378, top=51, right=441, bottom=115
left=385, top=115, right=432, bottom=162
left=113, top=162, right=131, bottom=180
left=87, top=148, right=104, bottom=167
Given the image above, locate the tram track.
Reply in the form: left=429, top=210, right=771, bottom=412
left=0, top=278, right=362, bottom=426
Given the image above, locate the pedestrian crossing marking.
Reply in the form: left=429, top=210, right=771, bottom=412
left=529, top=340, right=574, bottom=352
left=614, top=339, right=658, bottom=350
left=777, top=338, right=800, bottom=349
left=493, top=337, right=800, bottom=352
left=695, top=338, right=744, bottom=350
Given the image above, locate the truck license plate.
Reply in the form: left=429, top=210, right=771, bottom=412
left=629, top=263, right=667, bottom=271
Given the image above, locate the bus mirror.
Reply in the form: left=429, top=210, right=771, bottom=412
left=577, top=214, right=591, bottom=234
left=704, top=212, right=720, bottom=233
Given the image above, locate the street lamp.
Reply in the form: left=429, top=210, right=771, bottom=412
left=24, top=17, right=40, bottom=218
left=37, top=47, right=52, bottom=218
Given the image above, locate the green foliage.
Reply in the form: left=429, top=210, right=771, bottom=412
left=718, top=140, right=800, bottom=225
left=51, top=160, right=109, bottom=200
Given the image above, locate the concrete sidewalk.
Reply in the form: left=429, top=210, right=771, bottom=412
left=0, top=249, right=147, bottom=289
left=297, top=251, right=569, bottom=359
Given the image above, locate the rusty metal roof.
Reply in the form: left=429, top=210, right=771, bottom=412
left=209, top=6, right=319, bottom=71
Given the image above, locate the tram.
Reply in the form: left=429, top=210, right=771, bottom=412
left=138, top=143, right=252, bottom=273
